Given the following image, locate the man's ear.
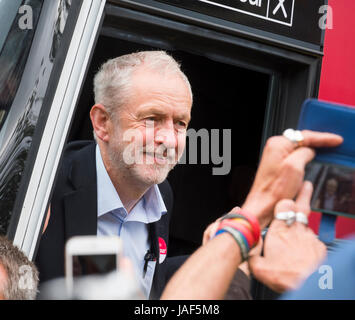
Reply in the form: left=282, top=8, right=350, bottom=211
left=90, top=104, right=111, bottom=142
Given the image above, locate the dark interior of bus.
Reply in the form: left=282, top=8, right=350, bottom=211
left=68, top=34, right=270, bottom=256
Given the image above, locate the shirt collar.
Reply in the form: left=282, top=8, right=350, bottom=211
left=96, top=145, right=167, bottom=223
left=96, top=145, right=125, bottom=217
left=126, top=184, right=167, bottom=224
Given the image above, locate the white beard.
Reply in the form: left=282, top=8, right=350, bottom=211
left=107, top=142, right=176, bottom=187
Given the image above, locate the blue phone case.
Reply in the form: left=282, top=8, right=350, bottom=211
left=298, top=99, right=355, bottom=168
left=298, top=99, right=355, bottom=242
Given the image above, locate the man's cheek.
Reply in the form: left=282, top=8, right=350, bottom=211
left=144, top=128, right=156, bottom=152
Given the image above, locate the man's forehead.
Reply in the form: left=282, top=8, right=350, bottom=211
left=131, top=66, right=191, bottom=97
left=136, top=103, right=191, bottom=119
left=124, top=68, right=192, bottom=113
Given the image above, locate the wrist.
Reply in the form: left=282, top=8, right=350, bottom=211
left=216, top=211, right=261, bottom=262
left=241, top=191, right=277, bottom=229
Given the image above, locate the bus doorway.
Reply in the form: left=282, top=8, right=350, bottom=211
left=69, top=34, right=270, bottom=255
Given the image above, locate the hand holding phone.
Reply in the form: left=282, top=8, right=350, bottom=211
left=298, top=99, right=355, bottom=218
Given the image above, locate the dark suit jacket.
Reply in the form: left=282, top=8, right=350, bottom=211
left=35, top=141, right=177, bottom=299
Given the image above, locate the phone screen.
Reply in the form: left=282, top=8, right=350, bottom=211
left=72, top=254, right=117, bottom=277
left=305, top=161, right=355, bottom=217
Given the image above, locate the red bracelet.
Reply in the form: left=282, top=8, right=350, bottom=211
left=219, top=219, right=255, bottom=249
left=237, top=209, right=261, bottom=242
left=231, top=218, right=253, bottom=232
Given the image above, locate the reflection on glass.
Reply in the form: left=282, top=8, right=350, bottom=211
left=51, top=0, right=72, bottom=62
left=305, top=161, right=355, bottom=217
left=0, top=0, right=22, bottom=51
left=0, top=0, right=72, bottom=235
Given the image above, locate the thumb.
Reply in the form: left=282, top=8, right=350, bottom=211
left=249, top=236, right=263, bottom=257
left=248, top=255, right=266, bottom=280
left=248, top=255, right=288, bottom=293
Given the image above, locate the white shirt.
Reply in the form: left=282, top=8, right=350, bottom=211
left=95, top=145, right=167, bottom=298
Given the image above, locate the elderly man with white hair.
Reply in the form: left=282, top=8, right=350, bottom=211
left=36, top=51, right=193, bottom=299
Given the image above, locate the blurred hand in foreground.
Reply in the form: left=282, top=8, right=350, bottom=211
left=248, top=181, right=327, bottom=293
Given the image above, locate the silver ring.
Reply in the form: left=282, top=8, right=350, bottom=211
left=283, top=129, right=304, bottom=148
left=295, top=212, right=308, bottom=226
left=275, top=211, right=296, bottom=226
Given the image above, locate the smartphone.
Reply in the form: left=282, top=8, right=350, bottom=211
left=65, top=236, right=122, bottom=295
left=298, top=99, right=355, bottom=218
left=305, top=161, right=355, bottom=218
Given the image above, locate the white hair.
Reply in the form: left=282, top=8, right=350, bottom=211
left=93, top=50, right=193, bottom=119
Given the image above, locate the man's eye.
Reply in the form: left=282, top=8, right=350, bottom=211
left=145, top=118, right=156, bottom=124
left=177, top=121, right=187, bottom=128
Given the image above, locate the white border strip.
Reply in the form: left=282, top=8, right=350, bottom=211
left=198, top=0, right=295, bottom=27
left=13, top=0, right=106, bottom=259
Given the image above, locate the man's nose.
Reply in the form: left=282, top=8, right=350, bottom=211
left=155, top=125, right=177, bottom=149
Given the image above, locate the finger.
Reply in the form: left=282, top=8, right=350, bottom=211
left=202, top=221, right=220, bottom=245
left=202, top=224, right=213, bottom=245
left=249, top=236, right=263, bottom=257
left=301, top=130, right=343, bottom=148
left=275, top=199, right=297, bottom=214
left=229, top=206, right=241, bottom=214
left=285, top=147, right=316, bottom=170
left=295, top=181, right=313, bottom=216
left=248, top=255, right=264, bottom=276
left=203, top=213, right=231, bottom=245
left=266, top=136, right=295, bottom=154
left=248, top=256, right=275, bottom=290
left=272, top=199, right=296, bottom=229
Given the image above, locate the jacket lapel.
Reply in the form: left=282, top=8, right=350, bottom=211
left=63, top=143, right=98, bottom=240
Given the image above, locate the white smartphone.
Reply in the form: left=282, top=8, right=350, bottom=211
left=65, top=236, right=122, bottom=296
